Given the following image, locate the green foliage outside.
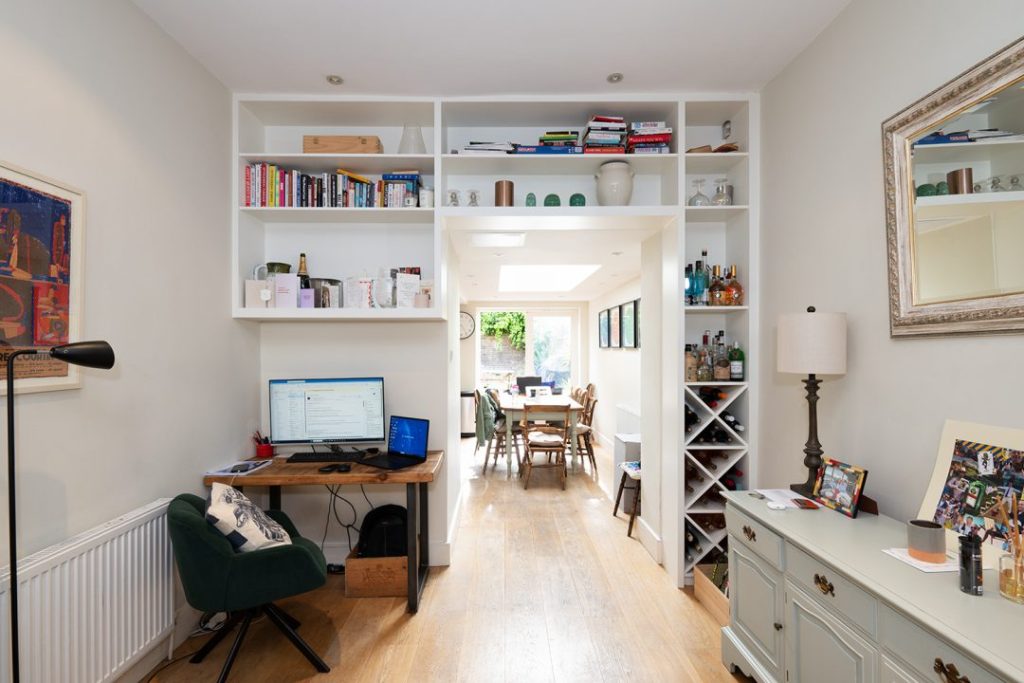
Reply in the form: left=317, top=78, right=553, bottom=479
left=479, top=311, right=526, bottom=350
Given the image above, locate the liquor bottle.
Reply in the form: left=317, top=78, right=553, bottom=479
left=297, top=252, right=311, bottom=289
left=684, top=264, right=694, bottom=305
left=709, top=265, right=727, bottom=306
left=728, top=342, right=745, bottom=381
left=684, top=344, right=698, bottom=382
left=693, top=259, right=707, bottom=305
left=726, top=265, right=744, bottom=306
left=696, top=331, right=714, bottom=382
left=714, top=332, right=731, bottom=381
left=721, top=411, right=745, bottom=433
left=698, top=250, right=710, bottom=304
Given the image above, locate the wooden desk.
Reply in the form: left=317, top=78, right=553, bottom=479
left=204, top=451, right=444, bottom=613
left=497, top=396, right=583, bottom=473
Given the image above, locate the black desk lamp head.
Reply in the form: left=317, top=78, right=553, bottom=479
left=6, top=340, right=114, bottom=682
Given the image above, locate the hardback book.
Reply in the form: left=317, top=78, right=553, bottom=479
left=514, top=145, right=583, bottom=154
left=629, top=126, right=673, bottom=136
left=583, top=146, right=626, bottom=154
left=630, top=121, right=667, bottom=130
left=626, top=133, right=672, bottom=145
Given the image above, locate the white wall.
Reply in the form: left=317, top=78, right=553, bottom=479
left=760, top=0, right=1024, bottom=521
left=0, top=0, right=259, bottom=556
left=587, top=278, right=641, bottom=489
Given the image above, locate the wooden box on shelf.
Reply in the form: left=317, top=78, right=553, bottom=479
left=694, top=563, right=729, bottom=627
left=344, top=550, right=408, bottom=598
left=303, top=135, right=383, bottom=154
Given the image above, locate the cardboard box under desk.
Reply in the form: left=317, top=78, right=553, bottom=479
left=344, top=550, right=408, bottom=598
left=694, top=563, right=729, bottom=628
left=303, top=135, right=383, bottom=154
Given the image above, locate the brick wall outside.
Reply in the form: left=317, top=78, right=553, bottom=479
left=479, top=334, right=525, bottom=387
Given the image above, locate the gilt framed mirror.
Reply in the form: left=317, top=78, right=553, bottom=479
left=883, top=37, right=1024, bottom=337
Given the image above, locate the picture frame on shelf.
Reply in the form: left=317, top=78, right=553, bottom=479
left=918, top=420, right=1024, bottom=569
left=598, top=309, right=610, bottom=348
left=0, top=161, right=83, bottom=394
left=812, top=458, right=868, bottom=518
left=621, top=300, right=636, bottom=348
left=609, top=306, right=621, bottom=349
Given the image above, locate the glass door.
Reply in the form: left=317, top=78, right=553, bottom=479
left=527, top=313, right=576, bottom=391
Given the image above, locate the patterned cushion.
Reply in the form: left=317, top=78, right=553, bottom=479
left=206, top=482, right=292, bottom=553
left=575, top=423, right=592, bottom=434
left=528, top=433, right=563, bottom=446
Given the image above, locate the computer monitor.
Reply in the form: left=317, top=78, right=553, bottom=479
left=516, top=375, right=543, bottom=394
left=269, top=377, right=385, bottom=445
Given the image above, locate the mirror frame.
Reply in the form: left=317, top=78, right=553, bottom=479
left=882, top=37, right=1024, bottom=337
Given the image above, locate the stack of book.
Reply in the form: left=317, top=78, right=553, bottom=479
left=583, top=115, right=626, bottom=154
left=381, top=171, right=421, bottom=207
left=515, top=131, right=582, bottom=154
left=627, top=121, right=673, bottom=154
left=459, top=141, right=514, bottom=155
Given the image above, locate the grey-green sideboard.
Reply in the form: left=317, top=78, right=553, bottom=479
left=722, top=492, right=1024, bottom=683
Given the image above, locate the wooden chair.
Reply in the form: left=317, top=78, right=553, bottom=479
left=483, top=388, right=520, bottom=474
left=520, top=403, right=571, bottom=490
left=574, top=396, right=598, bottom=472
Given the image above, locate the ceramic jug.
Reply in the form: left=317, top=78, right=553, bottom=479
left=595, top=161, right=634, bottom=206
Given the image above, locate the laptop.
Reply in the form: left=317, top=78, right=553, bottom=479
left=360, top=416, right=430, bottom=470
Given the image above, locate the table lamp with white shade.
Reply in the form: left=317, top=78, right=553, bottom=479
left=777, top=306, right=847, bottom=497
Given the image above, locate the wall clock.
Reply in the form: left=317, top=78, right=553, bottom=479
left=459, top=311, right=475, bottom=340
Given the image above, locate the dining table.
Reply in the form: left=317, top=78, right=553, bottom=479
left=497, top=394, right=585, bottom=475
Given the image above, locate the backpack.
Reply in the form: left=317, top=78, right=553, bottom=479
left=357, top=504, right=407, bottom=557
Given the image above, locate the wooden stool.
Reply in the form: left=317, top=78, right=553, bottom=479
left=613, top=461, right=642, bottom=537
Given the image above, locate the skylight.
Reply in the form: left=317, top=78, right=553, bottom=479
left=498, top=264, right=600, bottom=292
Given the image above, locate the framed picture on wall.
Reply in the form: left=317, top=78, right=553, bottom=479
left=634, top=298, right=641, bottom=348
left=621, top=300, right=636, bottom=348
left=0, top=161, right=83, bottom=394
left=598, top=309, right=610, bottom=348
left=610, top=306, right=621, bottom=348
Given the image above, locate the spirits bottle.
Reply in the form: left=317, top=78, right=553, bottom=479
left=693, top=257, right=708, bottom=305
left=709, top=265, right=727, bottom=306
left=696, top=331, right=714, bottom=382
left=699, top=251, right=710, bottom=304
left=728, top=342, right=745, bottom=381
left=714, top=332, right=731, bottom=380
left=297, top=253, right=311, bottom=289
left=684, top=264, right=694, bottom=304
left=726, top=265, right=744, bottom=306
left=684, top=344, right=698, bottom=382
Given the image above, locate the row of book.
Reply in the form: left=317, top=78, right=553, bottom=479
left=242, top=163, right=422, bottom=208
left=454, top=115, right=673, bottom=155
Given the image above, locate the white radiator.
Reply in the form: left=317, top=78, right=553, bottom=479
left=0, top=499, right=174, bottom=683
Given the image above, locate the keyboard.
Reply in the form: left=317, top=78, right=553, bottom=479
left=286, top=451, right=362, bottom=464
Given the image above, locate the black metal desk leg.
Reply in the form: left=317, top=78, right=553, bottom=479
left=406, top=483, right=418, bottom=612
left=419, top=481, right=429, bottom=590
left=269, top=486, right=282, bottom=511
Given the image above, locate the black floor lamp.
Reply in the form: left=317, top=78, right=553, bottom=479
left=776, top=307, right=846, bottom=498
left=6, top=341, right=114, bottom=683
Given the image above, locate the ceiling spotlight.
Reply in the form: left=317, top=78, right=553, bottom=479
left=606, top=72, right=624, bottom=84
left=325, top=74, right=344, bottom=86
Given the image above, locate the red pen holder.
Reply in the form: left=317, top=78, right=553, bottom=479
left=255, top=443, right=275, bottom=459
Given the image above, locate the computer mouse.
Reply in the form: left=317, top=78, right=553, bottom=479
left=319, top=464, right=337, bottom=473
left=230, top=465, right=248, bottom=473
left=337, top=463, right=351, bottom=472
left=365, top=447, right=380, bottom=455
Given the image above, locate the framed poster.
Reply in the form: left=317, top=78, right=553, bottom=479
left=0, top=162, right=83, bottom=394
left=609, top=306, right=621, bottom=348
left=919, top=420, right=1024, bottom=568
left=598, top=309, right=609, bottom=348
left=621, top=300, right=636, bottom=348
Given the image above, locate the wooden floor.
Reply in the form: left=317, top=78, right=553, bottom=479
left=151, top=440, right=745, bottom=682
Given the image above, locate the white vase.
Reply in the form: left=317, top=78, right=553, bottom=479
left=398, top=125, right=427, bottom=154
left=595, top=161, right=634, bottom=206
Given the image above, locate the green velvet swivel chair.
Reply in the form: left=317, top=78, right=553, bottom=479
left=168, top=494, right=331, bottom=682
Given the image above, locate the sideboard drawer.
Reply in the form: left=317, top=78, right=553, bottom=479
left=879, top=606, right=1001, bottom=683
left=726, top=505, right=784, bottom=570
left=787, top=543, right=877, bottom=637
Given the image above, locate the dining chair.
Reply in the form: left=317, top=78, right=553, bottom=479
left=483, top=388, right=520, bottom=474
left=520, top=402, right=571, bottom=490
left=574, top=396, right=598, bottom=472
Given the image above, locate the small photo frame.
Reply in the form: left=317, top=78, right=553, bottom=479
left=621, top=300, right=636, bottom=349
left=598, top=309, right=609, bottom=348
left=609, top=306, right=621, bottom=348
left=813, top=458, right=869, bottom=518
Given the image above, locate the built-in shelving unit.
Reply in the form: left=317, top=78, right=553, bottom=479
left=678, top=98, right=758, bottom=583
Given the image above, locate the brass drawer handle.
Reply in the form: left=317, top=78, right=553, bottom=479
left=933, top=657, right=970, bottom=683
left=813, top=573, right=835, bottom=597
left=742, top=525, right=756, bottom=542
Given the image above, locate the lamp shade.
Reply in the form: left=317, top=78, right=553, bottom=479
left=777, top=310, right=847, bottom=376
left=49, top=341, right=115, bottom=369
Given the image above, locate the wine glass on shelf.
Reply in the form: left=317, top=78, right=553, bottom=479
left=688, top=179, right=711, bottom=207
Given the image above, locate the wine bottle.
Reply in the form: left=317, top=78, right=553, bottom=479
left=685, top=465, right=706, bottom=483
left=721, top=411, right=746, bottom=433
left=297, top=252, right=311, bottom=289
left=685, top=405, right=700, bottom=433
left=694, top=453, right=719, bottom=470
left=698, top=387, right=727, bottom=403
